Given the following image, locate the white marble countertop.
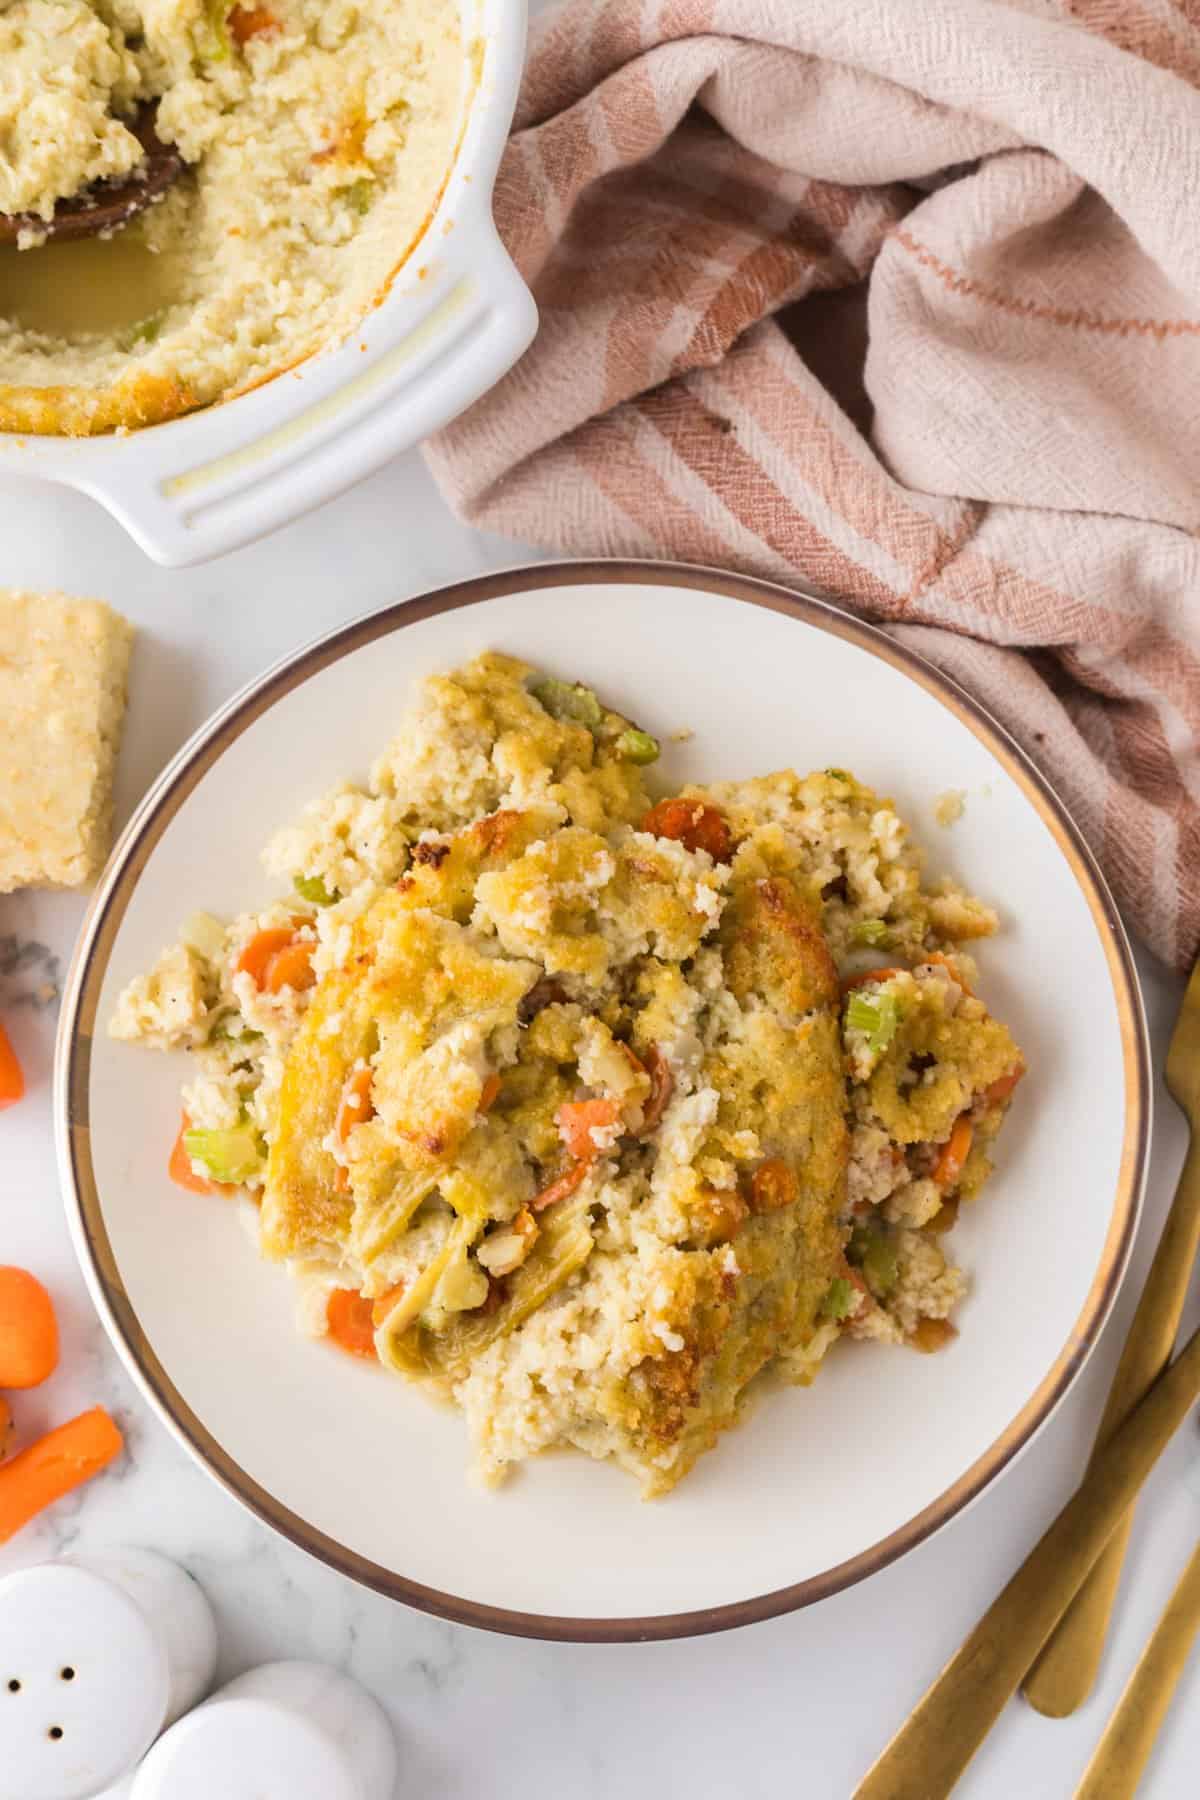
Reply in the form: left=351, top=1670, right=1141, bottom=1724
left=2, top=454, right=1199, bottom=1800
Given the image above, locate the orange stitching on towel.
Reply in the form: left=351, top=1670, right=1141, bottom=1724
left=892, top=229, right=1200, bottom=342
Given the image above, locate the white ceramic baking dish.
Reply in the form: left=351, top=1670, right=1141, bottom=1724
left=0, top=0, right=535, bottom=566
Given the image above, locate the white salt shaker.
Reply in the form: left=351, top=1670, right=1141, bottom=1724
left=130, top=1659, right=397, bottom=1800
left=0, top=1548, right=217, bottom=1800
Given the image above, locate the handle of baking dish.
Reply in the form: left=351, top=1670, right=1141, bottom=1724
left=61, top=227, right=537, bottom=568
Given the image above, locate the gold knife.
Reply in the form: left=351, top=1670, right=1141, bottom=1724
left=854, top=1322, right=1200, bottom=1800
left=1024, top=957, right=1200, bottom=1715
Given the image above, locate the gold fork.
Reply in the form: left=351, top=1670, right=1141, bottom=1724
left=1073, top=1535, right=1200, bottom=1798
left=853, top=1324, right=1200, bottom=1799
left=1023, top=956, right=1200, bottom=1716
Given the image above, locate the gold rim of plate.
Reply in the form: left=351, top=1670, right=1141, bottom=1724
left=53, top=558, right=1152, bottom=1643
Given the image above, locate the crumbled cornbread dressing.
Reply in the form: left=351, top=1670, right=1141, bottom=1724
left=0, top=587, right=133, bottom=889
left=0, top=0, right=144, bottom=220
left=0, top=0, right=462, bottom=434
left=934, top=789, right=966, bottom=827
left=110, top=656, right=1024, bottom=1496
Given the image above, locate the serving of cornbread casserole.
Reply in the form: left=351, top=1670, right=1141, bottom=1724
left=110, top=654, right=1024, bottom=1497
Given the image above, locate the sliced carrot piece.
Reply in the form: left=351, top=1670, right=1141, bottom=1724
left=236, top=926, right=299, bottom=986
left=640, top=798, right=733, bottom=862
left=749, top=1158, right=799, bottom=1213
left=840, top=966, right=907, bottom=994
left=332, top=1065, right=375, bottom=1194
left=0, top=1021, right=24, bottom=1109
left=371, top=1282, right=406, bottom=1328
left=932, top=1116, right=974, bottom=1190
left=325, top=1289, right=377, bottom=1359
left=982, top=1064, right=1025, bottom=1108
left=229, top=2, right=278, bottom=42
left=0, top=1268, right=59, bottom=1389
left=910, top=1317, right=958, bottom=1354
left=530, top=1159, right=591, bottom=1213
left=640, top=1045, right=674, bottom=1134
left=168, top=1112, right=231, bottom=1195
left=264, top=939, right=316, bottom=995
left=478, top=1073, right=502, bottom=1115
left=557, top=1097, right=621, bottom=1161
left=335, top=1066, right=375, bottom=1143
left=0, top=1408, right=123, bottom=1544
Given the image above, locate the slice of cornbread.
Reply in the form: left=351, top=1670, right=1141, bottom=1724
left=0, top=589, right=134, bottom=891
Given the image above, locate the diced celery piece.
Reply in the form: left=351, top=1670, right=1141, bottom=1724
left=201, top=0, right=231, bottom=58
left=825, top=768, right=851, bottom=783
left=180, top=911, right=227, bottom=963
left=820, top=1277, right=854, bottom=1321
left=851, top=918, right=890, bottom=948
left=294, top=874, right=337, bottom=907
left=344, top=178, right=375, bottom=217
left=181, top=1123, right=265, bottom=1184
left=208, top=1013, right=262, bottom=1046
left=848, top=1224, right=899, bottom=1298
left=530, top=677, right=603, bottom=728
left=617, top=727, right=660, bottom=765
left=862, top=1232, right=899, bottom=1297
left=845, top=989, right=900, bottom=1054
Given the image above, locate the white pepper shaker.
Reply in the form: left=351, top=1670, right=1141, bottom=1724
left=0, top=1548, right=217, bottom=1800
left=131, top=1659, right=398, bottom=1800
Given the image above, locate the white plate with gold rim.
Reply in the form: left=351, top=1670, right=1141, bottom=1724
left=55, top=562, right=1149, bottom=1640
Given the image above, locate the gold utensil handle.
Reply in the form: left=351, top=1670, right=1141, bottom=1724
left=854, top=1323, right=1200, bottom=1800
left=1074, top=1537, right=1200, bottom=1800
left=1025, top=1136, right=1200, bottom=1717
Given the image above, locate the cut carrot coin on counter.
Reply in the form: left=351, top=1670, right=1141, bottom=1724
left=0, top=1021, right=24, bottom=1109
left=0, top=1267, right=59, bottom=1388
left=0, top=1407, right=123, bottom=1544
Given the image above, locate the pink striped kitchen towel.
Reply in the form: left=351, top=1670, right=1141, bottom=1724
left=425, top=0, right=1200, bottom=970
